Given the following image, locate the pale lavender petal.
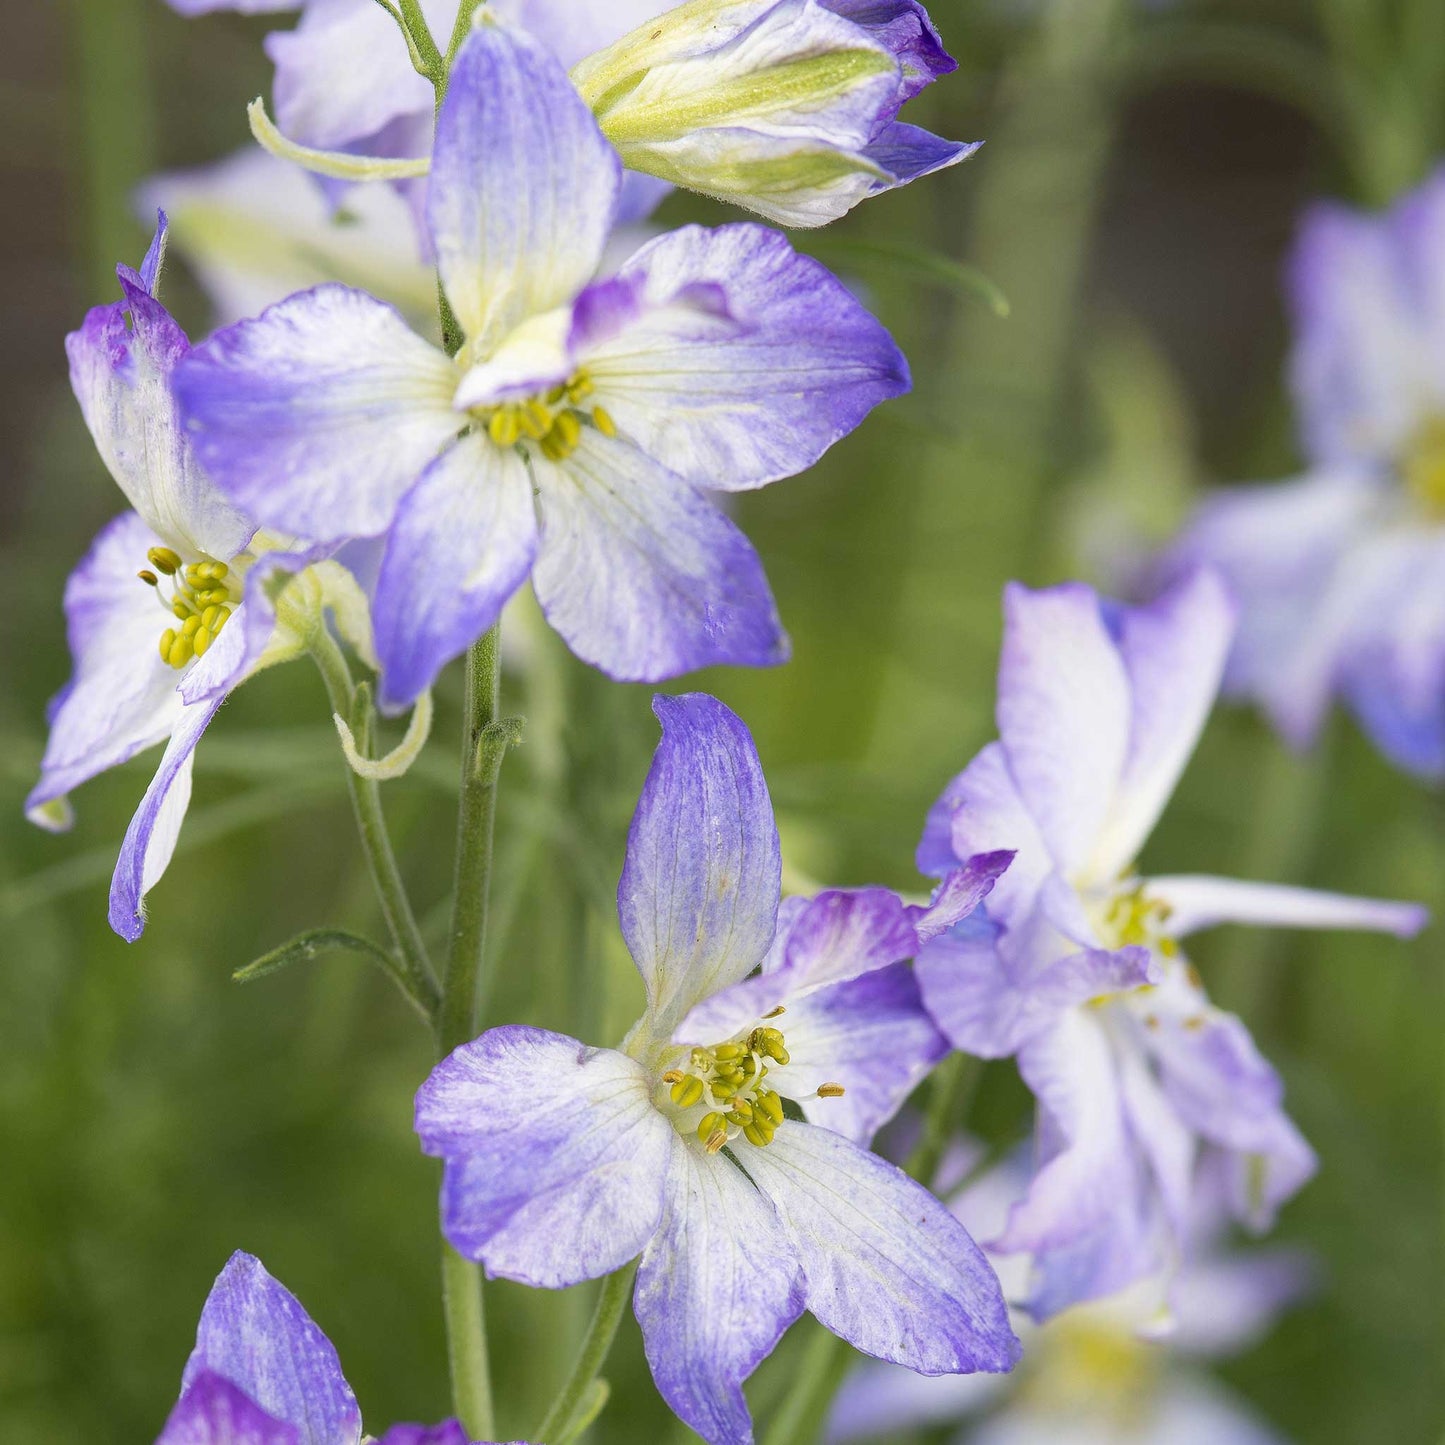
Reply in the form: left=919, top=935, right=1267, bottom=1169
left=415, top=1027, right=673, bottom=1289
left=915, top=923, right=1155, bottom=1059
left=768, top=963, right=947, bottom=1143
left=619, top=693, right=781, bottom=1035
left=428, top=18, right=620, bottom=354
left=742, top=1121, right=1020, bottom=1374
left=932, top=744, right=1053, bottom=924
left=634, top=1141, right=804, bottom=1445
left=175, top=285, right=458, bottom=542
left=372, top=436, right=538, bottom=711
left=530, top=431, right=788, bottom=680
left=995, top=581, right=1131, bottom=875
left=158, top=1373, right=299, bottom=1445
left=108, top=692, right=224, bottom=942
left=910, top=850, right=1015, bottom=941
left=917, top=766, right=969, bottom=876
left=1116, top=1033, right=1196, bottom=1242
left=491, top=0, right=674, bottom=69
left=1287, top=197, right=1423, bottom=467
left=996, top=1010, right=1134, bottom=1255
left=1170, top=1247, right=1316, bottom=1358
left=826, top=1360, right=1002, bottom=1444
left=1092, top=568, right=1237, bottom=877
left=579, top=223, right=908, bottom=490
left=67, top=221, right=253, bottom=560
left=182, top=1252, right=360, bottom=1445
left=26, top=512, right=187, bottom=821
left=1146, top=874, right=1427, bottom=939
left=679, top=887, right=918, bottom=1042
left=266, top=0, right=432, bottom=152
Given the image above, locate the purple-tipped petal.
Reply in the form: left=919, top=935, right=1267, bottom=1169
left=175, top=285, right=458, bottom=542
left=634, top=1141, right=805, bottom=1445
left=580, top=223, right=909, bottom=490
left=372, top=436, right=538, bottom=711
left=1093, top=568, right=1237, bottom=877
left=530, top=430, right=788, bottom=681
left=26, top=512, right=187, bottom=822
left=416, top=1027, right=673, bottom=1289
left=183, top=1253, right=361, bottom=1445
left=158, top=1372, right=299, bottom=1445
left=823, top=0, right=956, bottom=102
left=915, top=928, right=1156, bottom=1059
left=995, top=1010, right=1135, bottom=1256
left=996, top=581, right=1131, bottom=875
left=743, top=1121, right=1020, bottom=1374
left=429, top=17, right=621, bottom=354
left=861, top=123, right=980, bottom=185
left=373, top=1426, right=473, bottom=1445
left=1146, top=874, right=1427, bottom=939
left=911, top=850, right=1015, bottom=941
left=108, top=692, right=224, bottom=942
left=769, top=962, right=948, bottom=1143
left=619, top=693, right=781, bottom=1035
left=67, top=220, right=253, bottom=561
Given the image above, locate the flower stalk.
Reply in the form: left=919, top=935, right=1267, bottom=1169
left=532, top=1265, right=637, bottom=1445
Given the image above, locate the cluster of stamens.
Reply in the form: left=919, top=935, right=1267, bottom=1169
left=1100, top=885, right=1177, bottom=957
left=477, top=371, right=616, bottom=462
left=138, top=546, right=237, bottom=670
left=660, top=1010, right=844, bottom=1153
left=1402, top=415, right=1445, bottom=518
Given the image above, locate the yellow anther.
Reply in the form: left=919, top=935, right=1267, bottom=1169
left=201, top=605, right=222, bottom=631
left=159, top=628, right=177, bottom=663
left=661, top=1069, right=685, bottom=1085
left=742, top=1122, right=773, bottom=1148
left=697, top=1111, right=726, bottom=1144
left=704, top=1128, right=728, bottom=1154
left=172, top=600, right=192, bottom=620
left=488, top=408, right=521, bottom=447
left=181, top=615, right=202, bottom=638
left=762, top=1005, right=786, bottom=1019
left=193, top=626, right=213, bottom=657
left=147, top=546, right=181, bottom=575
left=816, top=1083, right=845, bottom=1099
left=524, top=398, right=553, bottom=436
left=756, top=1090, right=784, bottom=1124
left=727, top=1098, right=755, bottom=1124
left=213, top=609, right=231, bottom=634
left=209, top=561, right=229, bottom=581
left=137, top=569, right=159, bottom=587
left=567, top=374, right=593, bottom=402
left=670, top=1075, right=705, bottom=1109
left=545, top=384, right=567, bottom=404
left=711, top=1081, right=736, bottom=1102
left=552, top=411, right=582, bottom=449
left=591, top=405, right=617, bottom=438
left=539, top=432, right=567, bottom=462
left=166, top=635, right=192, bottom=669
left=713, top=1044, right=745, bottom=1062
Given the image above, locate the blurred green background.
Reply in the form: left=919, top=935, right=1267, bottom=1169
left=1, top=0, right=1441, bottom=1440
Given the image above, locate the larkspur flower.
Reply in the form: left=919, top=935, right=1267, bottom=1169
left=174, top=18, right=909, bottom=709
left=1163, top=167, right=1445, bottom=778
left=826, top=1148, right=1312, bottom=1445
left=913, top=570, right=1426, bottom=1318
left=413, top=693, right=1020, bottom=1445
left=570, top=0, right=978, bottom=226
left=25, top=217, right=372, bottom=941
left=157, top=1250, right=521, bottom=1444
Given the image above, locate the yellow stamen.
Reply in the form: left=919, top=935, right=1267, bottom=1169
left=147, top=546, right=181, bottom=575
left=670, top=1075, right=705, bottom=1109
left=815, top=1083, right=845, bottom=1098
left=137, top=569, right=159, bottom=587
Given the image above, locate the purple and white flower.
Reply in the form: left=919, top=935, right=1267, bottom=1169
left=914, top=570, right=1426, bottom=1318
left=826, top=1148, right=1313, bottom=1445
left=174, top=18, right=909, bottom=709
left=1163, top=167, right=1445, bottom=778
left=414, top=692, right=1020, bottom=1445
left=157, top=1250, right=516, bottom=1444
left=25, top=217, right=371, bottom=941
left=571, top=0, right=978, bottom=226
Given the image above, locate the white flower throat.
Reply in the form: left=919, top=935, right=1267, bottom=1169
left=138, top=545, right=240, bottom=670
left=658, top=1009, right=844, bottom=1153
left=471, top=368, right=616, bottom=462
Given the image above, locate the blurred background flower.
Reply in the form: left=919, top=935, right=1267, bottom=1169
left=0, top=0, right=1440, bottom=1442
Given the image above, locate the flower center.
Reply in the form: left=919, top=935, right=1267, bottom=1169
left=1095, top=884, right=1178, bottom=958
left=1402, top=415, right=1445, bottom=518
left=137, top=546, right=239, bottom=670
left=658, top=1012, right=844, bottom=1153
left=473, top=369, right=616, bottom=462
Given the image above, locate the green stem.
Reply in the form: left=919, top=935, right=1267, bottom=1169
left=395, top=0, right=445, bottom=81
left=906, top=1053, right=983, bottom=1190
left=433, top=626, right=510, bottom=1440
left=533, top=1266, right=636, bottom=1445
left=440, top=1243, right=495, bottom=1438
left=308, top=631, right=439, bottom=1019
left=759, top=1327, right=850, bottom=1445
